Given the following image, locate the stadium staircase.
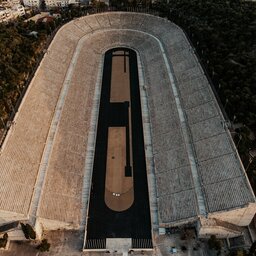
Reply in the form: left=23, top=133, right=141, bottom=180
left=132, top=238, right=153, bottom=249
left=215, top=219, right=244, bottom=234
left=84, top=238, right=106, bottom=249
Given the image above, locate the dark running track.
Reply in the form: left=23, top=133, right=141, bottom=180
left=86, top=48, right=152, bottom=241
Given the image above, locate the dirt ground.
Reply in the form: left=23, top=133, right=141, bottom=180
left=110, top=51, right=130, bottom=103
left=105, top=127, right=127, bottom=194
left=105, top=127, right=134, bottom=211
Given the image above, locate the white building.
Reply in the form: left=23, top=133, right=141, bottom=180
left=0, top=7, right=12, bottom=22
left=44, top=0, right=79, bottom=7
left=23, top=0, right=40, bottom=7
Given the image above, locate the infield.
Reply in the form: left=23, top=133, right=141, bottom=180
left=85, top=48, right=152, bottom=246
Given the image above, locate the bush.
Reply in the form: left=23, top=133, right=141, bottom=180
left=26, top=224, right=36, bottom=240
left=208, top=235, right=222, bottom=252
left=0, top=233, right=8, bottom=248
left=36, top=239, right=50, bottom=252
left=181, top=245, right=187, bottom=251
left=21, top=223, right=29, bottom=239
left=21, top=223, right=36, bottom=240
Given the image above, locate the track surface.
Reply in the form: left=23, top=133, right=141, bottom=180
left=86, top=48, right=152, bottom=239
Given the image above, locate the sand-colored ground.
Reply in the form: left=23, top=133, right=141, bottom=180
left=110, top=51, right=130, bottom=102
left=105, top=186, right=133, bottom=212
left=105, top=127, right=133, bottom=211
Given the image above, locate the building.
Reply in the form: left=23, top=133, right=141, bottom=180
left=0, top=13, right=255, bottom=251
left=0, top=4, right=24, bottom=23
left=44, top=0, right=79, bottom=7
left=23, top=0, right=40, bottom=8
left=26, top=11, right=51, bottom=22
left=0, top=7, right=12, bottom=22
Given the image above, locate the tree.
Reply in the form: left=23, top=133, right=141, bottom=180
left=21, top=223, right=36, bottom=240
left=228, top=249, right=248, bottom=256
left=91, top=0, right=107, bottom=9
left=153, top=0, right=256, bottom=128
left=181, top=245, right=187, bottom=251
left=36, top=239, right=51, bottom=252
left=40, top=0, right=46, bottom=11
left=249, top=241, right=256, bottom=256
left=0, top=233, right=8, bottom=248
left=208, top=235, right=222, bottom=253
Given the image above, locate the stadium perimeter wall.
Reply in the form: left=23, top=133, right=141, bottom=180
left=0, top=13, right=255, bottom=238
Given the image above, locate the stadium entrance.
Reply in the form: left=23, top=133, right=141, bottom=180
left=85, top=48, right=152, bottom=250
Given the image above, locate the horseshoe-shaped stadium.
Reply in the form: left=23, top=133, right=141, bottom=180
left=0, top=12, right=255, bottom=252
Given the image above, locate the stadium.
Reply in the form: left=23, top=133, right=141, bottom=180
left=0, top=12, right=255, bottom=253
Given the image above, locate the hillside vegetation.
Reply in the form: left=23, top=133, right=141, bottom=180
left=153, top=0, right=256, bottom=170
left=0, top=20, right=53, bottom=122
left=0, top=7, right=82, bottom=129
left=155, top=0, right=256, bottom=127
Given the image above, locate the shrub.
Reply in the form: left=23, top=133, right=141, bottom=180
left=21, top=223, right=36, bottom=240
left=36, top=239, right=50, bottom=252
left=208, top=235, right=222, bottom=253
left=0, top=233, right=8, bottom=248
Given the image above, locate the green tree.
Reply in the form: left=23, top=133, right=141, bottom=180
left=91, top=0, right=107, bottom=9
left=153, top=0, right=256, bottom=128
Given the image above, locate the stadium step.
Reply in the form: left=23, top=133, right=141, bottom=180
left=132, top=238, right=153, bottom=249
left=84, top=238, right=106, bottom=249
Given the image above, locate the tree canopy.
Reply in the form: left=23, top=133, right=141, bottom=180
left=154, top=0, right=256, bottom=129
left=36, top=239, right=51, bottom=252
left=0, top=18, right=52, bottom=126
left=21, top=223, right=36, bottom=240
